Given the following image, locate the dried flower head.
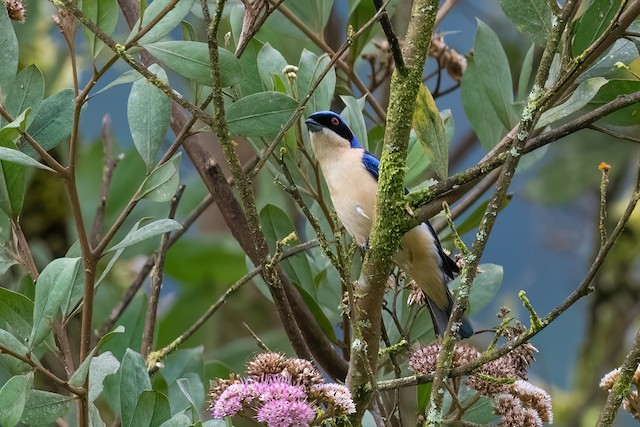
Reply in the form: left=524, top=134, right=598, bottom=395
left=466, top=357, right=517, bottom=395
left=624, top=390, right=640, bottom=421
left=407, top=280, right=426, bottom=306
left=4, top=0, right=25, bottom=22
left=512, top=380, right=553, bottom=423
left=408, top=343, right=480, bottom=375
left=208, top=374, right=241, bottom=409
left=599, top=368, right=621, bottom=390
left=246, top=352, right=289, bottom=378
left=283, top=358, right=324, bottom=389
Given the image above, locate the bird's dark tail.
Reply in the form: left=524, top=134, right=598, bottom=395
left=426, top=290, right=474, bottom=339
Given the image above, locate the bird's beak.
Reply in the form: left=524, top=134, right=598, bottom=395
left=305, top=118, right=323, bottom=133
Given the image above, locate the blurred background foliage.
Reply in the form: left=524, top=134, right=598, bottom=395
left=0, top=0, right=639, bottom=425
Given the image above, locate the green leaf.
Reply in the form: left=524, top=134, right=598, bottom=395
left=573, top=0, right=623, bottom=56
left=462, top=395, right=498, bottom=423
left=405, top=132, right=431, bottom=188
left=417, top=383, right=431, bottom=415
left=579, top=38, right=639, bottom=82
left=517, top=43, right=535, bottom=102
left=0, top=328, right=34, bottom=375
left=29, top=257, right=82, bottom=348
left=138, top=152, right=181, bottom=202
left=226, top=92, right=298, bottom=137
left=127, top=64, right=171, bottom=171
left=0, top=146, right=55, bottom=171
left=537, top=77, right=609, bottom=128
left=498, top=0, right=553, bottom=47
left=158, top=413, right=191, bottom=427
left=106, top=219, right=182, bottom=253
left=90, top=403, right=107, bottom=427
left=257, top=43, right=288, bottom=92
left=89, top=351, right=120, bottom=403
left=413, top=85, right=448, bottom=179
left=0, top=287, right=34, bottom=341
left=450, top=264, right=503, bottom=314
left=102, top=294, right=147, bottom=360
left=5, top=65, right=44, bottom=128
left=0, top=5, right=18, bottom=91
left=20, top=390, right=72, bottom=425
left=287, top=0, right=333, bottom=34
left=297, top=50, right=335, bottom=117
left=144, top=41, right=242, bottom=87
left=461, top=56, right=508, bottom=151
left=0, top=142, right=26, bottom=219
left=23, top=89, right=75, bottom=157
left=0, top=372, right=33, bottom=427
left=340, top=95, right=368, bottom=150
left=94, top=70, right=142, bottom=96
left=588, top=79, right=640, bottom=126
left=127, top=0, right=196, bottom=45
left=130, top=390, right=171, bottom=427
left=235, top=39, right=265, bottom=97
left=68, top=326, right=124, bottom=388
left=120, top=349, right=152, bottom=427
left=473, top=20, right=518, bottom=130
left=83, top=0, right=118, bottom=57
left=0, top=247, right=19, bottom=275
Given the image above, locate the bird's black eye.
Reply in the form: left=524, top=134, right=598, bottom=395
left=330, top=117, right=339, bottom=126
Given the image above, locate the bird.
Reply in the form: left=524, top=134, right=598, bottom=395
left=305, top=110, right=473, bottom=339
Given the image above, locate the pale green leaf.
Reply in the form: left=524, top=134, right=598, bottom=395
left=297, top=50, right=336, bottom=116
left=226, top=92, right=298, bottom=137
left=83, top=0, right=118, bottom=57
left=20, top=390, right=72, bottom=425
left=138, top=152, right=181, bottom=202
left=127, top=64, right=171, bottom=171
left=106, top=219, right=182, bottom=253
left=0, top=6, right=18, bottom=91
left=0, top=372, right=33, bottom=427
left=144, top=41, right=242, bottom=87
left=498, top=0, right=553, bottom=47
left=537, top=77, right=609, bottom=128
left=94, top=70, right=142, bottom=96
left=120, top=349, right=152, bottom=427
left=89, top=351, right=120, bottom=403
left=23, top=89, right=75, bottom=157
left=517, top=44, right=535, bottom=102
left=257, top=43, right=288, bottom=91
left=5, top=65, right=44, bottom=128
left=450, top=264, right=503, bottom=314
left=0, top=287, right=33, bottom=341
left=29, top=257, right=82, bottom=348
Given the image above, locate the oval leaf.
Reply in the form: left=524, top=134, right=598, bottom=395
left=227, top=92, right=298, bottom=137
left=297, top=50, right=336, bottom=116
left=498, top=0, right=553, bottom=47
left=537, top=77, right=609, bottom=128
left=144, top=41, right=242, bottom=87
left=23, top=89, right=75, bottom=157
left=0, top=372, right=33, bottom=427
left=138, top=152, right=181, bottom=202
left=257, top=43, right=288, bottom=91
left=29, top=257, right=82, bottom=348
left=5, top=65, right=44, bottom=128
left=21, top=390, right=72, bottom=426
left=127, top=64, right=171, bottom=171
left=120, top=349, right=152, bottom=427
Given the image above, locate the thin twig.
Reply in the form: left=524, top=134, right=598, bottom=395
left=373, top=0, right=404, bottom=70
left=141, top=185, right=185, bottom=358
left=243, top=322, right=272, bottom=352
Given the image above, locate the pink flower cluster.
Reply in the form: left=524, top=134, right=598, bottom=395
left=212, top=376, right=315, bottom=427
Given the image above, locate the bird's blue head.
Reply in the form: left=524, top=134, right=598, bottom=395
left=305, top=111, right=362, bottom=149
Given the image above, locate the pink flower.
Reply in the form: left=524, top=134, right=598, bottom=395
left=256, top=399, right=316, bottom=427
left=212, top=383, right=256, bottom=418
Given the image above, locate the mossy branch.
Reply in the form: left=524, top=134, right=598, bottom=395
left=345, top=0, right=440, bottom=422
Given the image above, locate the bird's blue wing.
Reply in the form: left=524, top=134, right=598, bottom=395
left=361, top=151, right=380, bottom=181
